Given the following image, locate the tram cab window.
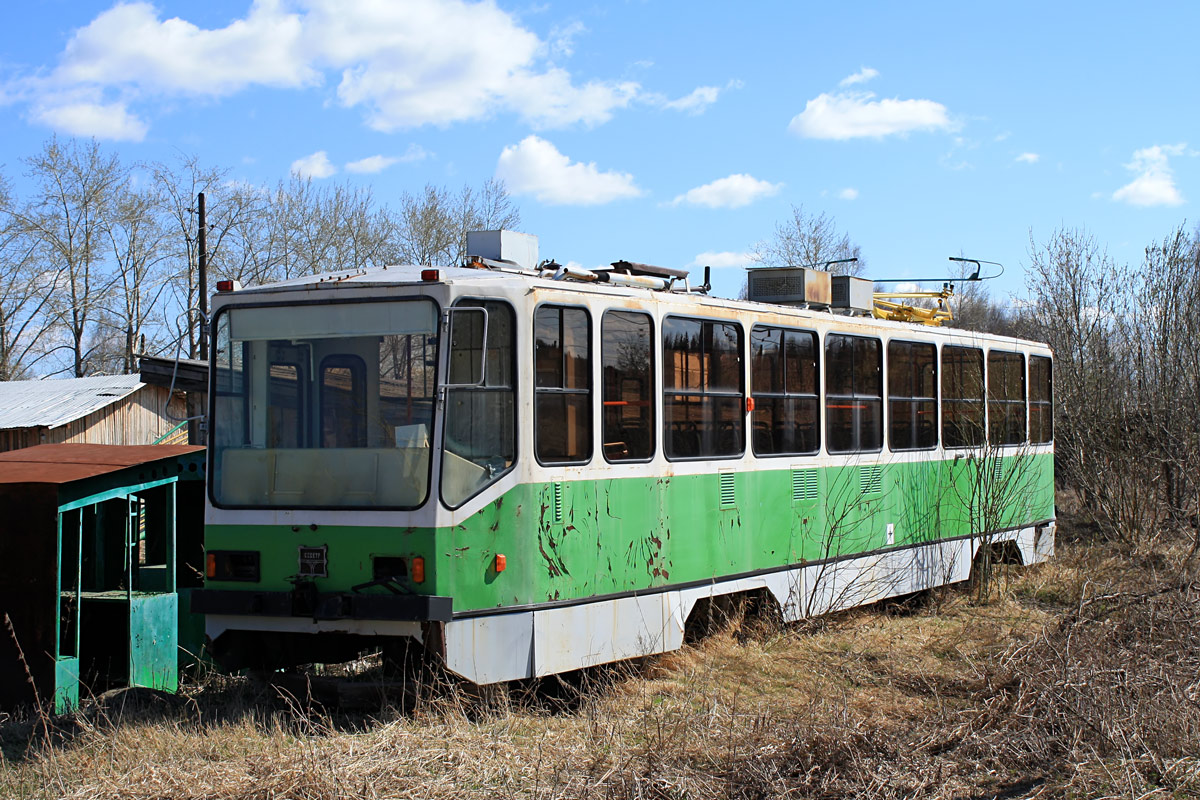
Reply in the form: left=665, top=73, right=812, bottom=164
left=942, top=346, right=985, bottom=448
left=602, top=310, right=654, bottom=462
left=1029, top=355, right=1053, bottom=444
left=750, top=325, right=819, bottom=456
left=534, top=305, right=592, bottom=464
left=663, top=317, right=744, bottom=459
left=888, top=340, right=937, bottom=451
left=441, top=300, right=517, bottom=508
left=825, top=334, right=882, bottom=453
left=210, top=298, right=438, bottom=510
left=988, top=350, right=1026, bottom=445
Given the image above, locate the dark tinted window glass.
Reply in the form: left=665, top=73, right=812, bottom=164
left=1029, top=355, right=1053, bottom=444
left=888, top=340, right=937, bottom=451
left=751, top=325, right=819, bottom=456
left=535, top=306, right=592, bottom=463
left=602, top=310, right=654, bottom=462
left=663, top=317, right=744, bottom=459
left=320, top=355, right=366, bottom=447
left=825, top=334, right=882, bottom=453
left=988, top=350, right=1026, bottom=445
left=942, top=346, right=984, bottom=447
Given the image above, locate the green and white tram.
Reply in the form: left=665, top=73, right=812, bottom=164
left=194, top=232, right=1054, bottom=683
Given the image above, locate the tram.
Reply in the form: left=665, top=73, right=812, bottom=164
left=193, top=231, right=1054, bottom=683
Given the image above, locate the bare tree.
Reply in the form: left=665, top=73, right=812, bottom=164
left=752, top=204, right=864, bottom=275
left=0, top=171, right=64, bottom=379
left=22, top=137, right=126, bottom=376
left=152, top=155, right=262, bottom=358
left=98, top=181, right=173, bottom=373
left=387, top=179, right=520, bottom=267
left=1129, top=225, right=1200, bottom=565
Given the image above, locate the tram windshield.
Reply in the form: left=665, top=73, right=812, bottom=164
left=210, top=299, right=439, bottom=509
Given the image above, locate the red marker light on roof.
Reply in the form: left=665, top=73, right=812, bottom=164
left=421, top=269, right=440, bottom=282
left=215, top=280, right=242, bottom=292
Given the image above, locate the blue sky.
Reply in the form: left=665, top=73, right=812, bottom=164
left=1, top=0, right=1196, bottom=300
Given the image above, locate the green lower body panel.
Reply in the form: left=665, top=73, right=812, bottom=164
left=204, top=455, right=1055, bottom=617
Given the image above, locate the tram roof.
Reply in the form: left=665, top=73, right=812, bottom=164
left=218, top=263, right=1050, bottom=351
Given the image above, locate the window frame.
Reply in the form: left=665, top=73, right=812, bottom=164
left=749, top=323, right=820, bottom=457
left=1029, top=354, right=1053, bottom=444
left=662, top=315, right=746, bottom=462
left=601, top=309, right=655, bottom=464
left=439, top=297, right=519, bottom=511
left=941, top=344, right=986, bottom=449
left=207, top=296, right=442, bottom=512
left=887, top=338, right=938, bottom=452
left=987, top=349, right=1027, bottom=446
left=824, top=333, right=883, bottom=454
left=533, top=303, right=594, bottom=466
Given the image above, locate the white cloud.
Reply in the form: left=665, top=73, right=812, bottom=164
left=663, top=85, right=720, bottom=114
left=839, top=67, right=879, bottom=87
left=1112, top=143, right=1187, bottom=207
left=548, top=21, right=585, bottom=58
left=32, top=97, right=147, bottom=141
left=1015, top=152, right=1039, bottom=164
left=495, top=136, right=642, bottom=206
left=344, top=154, right=399, bottom=174
left=671, top=174, right=781, bottom=209
left=7, top=0, right=648, bottom=138
left=837, top=187, right=859, bottom=200
left=789, top=90, right=955, bottom=140
left=291, top=150, right=337, bottom=179
left=688, top=251, right=756, bottom=269
left=52, top=1, right=314, bottom=96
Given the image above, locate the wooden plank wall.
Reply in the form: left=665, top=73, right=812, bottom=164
left=0, top=386, right=189, bottom=452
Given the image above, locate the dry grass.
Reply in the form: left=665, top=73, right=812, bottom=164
left=3, top=522, right=1198, bottom=799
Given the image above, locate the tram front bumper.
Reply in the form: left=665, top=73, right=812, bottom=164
left=191, top=588, right=453, bottom=622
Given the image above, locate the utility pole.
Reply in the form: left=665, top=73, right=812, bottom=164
left=197, top=192, right=208, bottom=359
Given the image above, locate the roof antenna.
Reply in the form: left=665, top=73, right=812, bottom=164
left=947, top=256, right=1004, bottom=282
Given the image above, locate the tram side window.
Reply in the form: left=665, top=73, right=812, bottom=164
left=1029, top=355, right=1053, bottom=444
left=825, top=334, right=882, bottom=453
left=442, top=300, right=517, bottom=508
left=320, top=355, right=367, bottom=447
left=942, top=346, right=985, bottom=447
left=888, top=340, right=937, bottom=451
left=663, top=317, right=744, bottom=459
left=602, top=310, right=654, bottom=462
left=988, top=350, right=1026, bottom=445
left=535, top=305, right=592, bottom=464
left=750, top=325, right=819, bottom=456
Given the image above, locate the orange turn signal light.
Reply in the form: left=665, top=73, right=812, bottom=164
left=746, top=397, right=756, bottom=413
left=205, top=553, right=216, bottom=579
left=494, top=553, right=507, bottom=573
left=411, top=556, right=426, bottom=583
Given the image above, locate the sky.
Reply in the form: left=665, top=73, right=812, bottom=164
left=0, top=0, right=1197, bottom=301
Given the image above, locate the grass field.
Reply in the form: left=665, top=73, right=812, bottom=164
left=3, top=514, right=1199, bottom=799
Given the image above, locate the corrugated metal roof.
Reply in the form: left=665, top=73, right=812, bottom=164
left=0, top=375, right=144, bottom=430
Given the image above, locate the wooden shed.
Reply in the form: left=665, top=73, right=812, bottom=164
left=0, top=375, right=187, bottom=452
